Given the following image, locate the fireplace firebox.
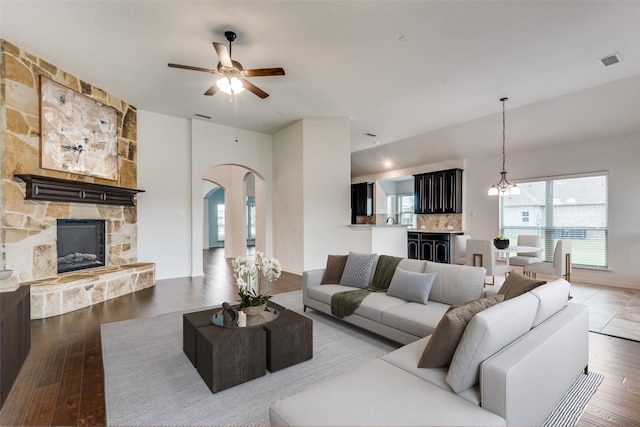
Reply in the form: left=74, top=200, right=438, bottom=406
left=57, top=219, right=106, bottom=274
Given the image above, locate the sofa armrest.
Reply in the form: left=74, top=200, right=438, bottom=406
left=480, top=303, right=589, bottom=426
left=303, top=269, right=325, bottom=290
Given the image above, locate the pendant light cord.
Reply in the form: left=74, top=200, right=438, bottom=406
left=501, top=97, right=507, bottom=173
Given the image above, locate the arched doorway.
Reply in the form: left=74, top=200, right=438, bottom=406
left=201, top=164, right=267, bottom=260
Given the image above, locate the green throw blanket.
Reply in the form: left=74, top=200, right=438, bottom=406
left=330, top=255, right=403, bottom=318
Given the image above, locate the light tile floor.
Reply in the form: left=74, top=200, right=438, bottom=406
left=570, top=282, right=640, bottom=341
left=488, top=274, right=640, bottom=342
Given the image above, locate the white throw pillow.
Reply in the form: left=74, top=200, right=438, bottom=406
left=530, top=279, right=570, bottom=327
left=339, top=251, right=377, bottom=288
left=386, top=269, right=437, bottom=304
left=446, top=292, right=539, bottom=393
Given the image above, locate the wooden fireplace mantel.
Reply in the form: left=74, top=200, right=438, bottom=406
left=14, top=174, right=144, bottom=206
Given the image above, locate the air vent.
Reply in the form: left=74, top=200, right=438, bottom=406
left=364, top=132, right=377, bottom=137
left=599, top=52, right=622, bottom=67
left=193, top=113, right=212, bottom=119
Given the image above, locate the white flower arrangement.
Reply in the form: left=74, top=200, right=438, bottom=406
left=232, top=252, right=282, bottom=308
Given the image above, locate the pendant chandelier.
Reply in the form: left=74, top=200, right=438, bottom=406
left=488, top=97, right=520, bottom=196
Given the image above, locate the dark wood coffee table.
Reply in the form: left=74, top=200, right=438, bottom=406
left=183, top=301, right=313, bottom=393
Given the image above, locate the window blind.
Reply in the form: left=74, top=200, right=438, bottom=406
left=499, top=173, right=608, bottom=270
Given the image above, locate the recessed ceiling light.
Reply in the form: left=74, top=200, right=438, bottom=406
left=384, top=161, right=392, bottom=168
left=599, top=52, right=622, bottom=67
left=373, top=140, right=381, bottom=145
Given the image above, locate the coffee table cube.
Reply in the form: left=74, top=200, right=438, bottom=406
left=264, top=309, right=313, bottom=372
left=183, top=308, right=221, bottom=367
left=195, top=325, right=266, bottom=393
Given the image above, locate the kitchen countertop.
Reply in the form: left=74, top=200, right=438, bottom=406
left=349, top=224, right=409, bottom=228
left=408, top=229, right=464, bottom=233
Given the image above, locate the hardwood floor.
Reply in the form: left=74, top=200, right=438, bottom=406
left=0, top=249, right=301, bottom=426
left=0, top=250, right=638, bottom=426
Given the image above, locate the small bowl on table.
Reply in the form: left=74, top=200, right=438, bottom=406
left=494, top=239, right=509, bottom=249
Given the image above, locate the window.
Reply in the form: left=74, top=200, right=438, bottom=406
left=398, top=195, right=415, bottom=226
left=217, top=204, right=225, bottom=241
left=499, top=173, right=608, bottom=270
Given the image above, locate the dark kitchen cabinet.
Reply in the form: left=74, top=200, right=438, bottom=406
left=0, top=285, right=31, bottom=409
left=351, top=182, right=373, bottom=224
left=408, top=232, right=461, bottom=264
left=408, top=232, right=420, bottom=259
left=414, top=169, right=463, bottom=214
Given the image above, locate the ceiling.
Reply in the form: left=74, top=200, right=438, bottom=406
left=2, top=1, right=640, bottom=177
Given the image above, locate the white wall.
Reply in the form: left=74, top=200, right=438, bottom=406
left=273, top=118, right=369, bottom=274
left=272, top=121, right=304, bottom=273
left=137, top=110, right=191, bottom=280
left=465, top=132, right=640, bottom=288
left=302, top=118, right=362, bottom=271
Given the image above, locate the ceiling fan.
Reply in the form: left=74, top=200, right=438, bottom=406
left=168, top=31, right=285, bottom=99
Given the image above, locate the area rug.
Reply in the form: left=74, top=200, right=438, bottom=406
left=543, top=370, right=603, bottom=427
left=102, top=291, right=398, bottom=426
left=102, top=290, right=602, bottom=426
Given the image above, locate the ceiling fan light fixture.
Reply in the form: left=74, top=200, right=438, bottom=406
left=216, top=76, right=245, bottom=95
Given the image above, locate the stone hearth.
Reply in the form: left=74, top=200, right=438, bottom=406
left=23, top=263, right=155, bottom=319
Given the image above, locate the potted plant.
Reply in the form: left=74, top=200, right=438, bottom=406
left=232, top=252, right=282, bottom=316
left=494, top=235, right=510, bottom=249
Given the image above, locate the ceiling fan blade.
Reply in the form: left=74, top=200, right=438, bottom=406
left=241, top=79, right=269, bottom=99
left=213, top=42, right=233, bottom=68
left=168, top=63, right=219, bottom=75
left=204, top=84, right=219, bottom=96
left=244, top=68, right=285, bottom=77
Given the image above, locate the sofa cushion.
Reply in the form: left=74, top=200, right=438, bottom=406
left=381, top=300, right=450, bottom=337
left=424, top=261, right=486, bottom=306
left=386, top=269, right=437, bottom=304
left=396, top=258, right=427, bottom=273
left=530, top=279, right=570, bottom=327
left=418, top=294, right=504, bottom=368
left=307, top=284, right=353, bottom=305
left=268, top=358, right=507, bottom=427
left=353, top=293, right=407, bottom=322
left=498, top=271, right=546, bottom=300
left=321, top=254, right=348, bottom=284
left=446, top=292, right=539, bottom=393
left=382, top=337, right=481, bottom=405
left=339, top=251, right=377, bottom=288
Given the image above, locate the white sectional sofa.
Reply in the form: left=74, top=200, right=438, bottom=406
left=271, top=255, right=589, bottom=426
left=303, top=258, right=488, bottom=344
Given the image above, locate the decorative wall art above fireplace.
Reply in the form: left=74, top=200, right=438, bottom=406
left=39, top=76, right=119, bottom=180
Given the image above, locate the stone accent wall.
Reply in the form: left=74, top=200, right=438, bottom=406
left=1, top=40, right=140, bottom=289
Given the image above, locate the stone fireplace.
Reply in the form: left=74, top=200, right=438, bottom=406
left=1, top=40, right=154, bottom=318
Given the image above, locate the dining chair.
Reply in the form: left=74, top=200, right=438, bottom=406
left=465, top=239, right=511, bottom=285
left=508, top=235, right=543, bottom=268
left=524, top=239, right=572, bottom=282
left=452, top=235, right=471, bottom=265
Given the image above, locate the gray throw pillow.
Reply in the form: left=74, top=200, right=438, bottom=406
left=386, top=269, right=437, bottom=304
left=339, top=251, right=377, bottom=288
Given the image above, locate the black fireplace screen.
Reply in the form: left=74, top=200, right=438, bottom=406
left=57, top=219, right=106, bottom=273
